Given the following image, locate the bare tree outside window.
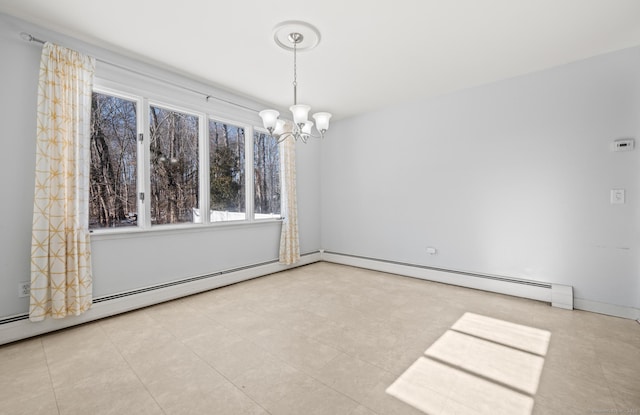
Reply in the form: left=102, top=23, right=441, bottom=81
left=150, top=106, right=199, bottom=225
left=254, top=132, right=281, bottom=219
left=90, top=89, right=280, bottom=229
left=209, top=121, right=245, bottom=221
left=89, top=92, right=138, bottom=229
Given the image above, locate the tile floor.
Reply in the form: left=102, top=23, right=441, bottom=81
left=1, top=262, right=639, bottom=415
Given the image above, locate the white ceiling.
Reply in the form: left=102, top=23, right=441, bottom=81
left=2, top=0, right=640, bottom=120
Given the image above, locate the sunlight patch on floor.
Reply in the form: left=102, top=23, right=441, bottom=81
left=451, top=313, right=551, bottom=356
left=386, top=312, right=551, bottom=415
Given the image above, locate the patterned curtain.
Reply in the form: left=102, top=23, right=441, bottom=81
left=279, top=137, right=300, bottom=265
left=30, top=43, right=95, bottom=321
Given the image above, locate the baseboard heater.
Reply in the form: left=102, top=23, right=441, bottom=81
left=91, top=257, right=289, bottom=304
left=0, top=251, right=321, bottom=345
left=320, top=251, right=573, bottom=310
left=0, top=259, right=266, bottom=326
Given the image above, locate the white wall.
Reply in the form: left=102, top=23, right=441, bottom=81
left=321, top=46, right=640, bottom=313
left=0, top=14, right=321, bottom=319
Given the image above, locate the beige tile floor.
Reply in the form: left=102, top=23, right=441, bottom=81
left=1, top=262, right=639, bottom=415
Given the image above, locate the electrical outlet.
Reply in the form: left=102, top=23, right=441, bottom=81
left=18, top=281, right=30, bottom=298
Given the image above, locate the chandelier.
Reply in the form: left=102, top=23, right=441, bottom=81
left=259, top=21, right=332, bottom=143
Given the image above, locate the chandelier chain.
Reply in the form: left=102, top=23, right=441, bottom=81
left=293, top=40, right=298, bottom=105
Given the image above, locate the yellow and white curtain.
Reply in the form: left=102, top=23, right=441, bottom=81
left=279, top=136, right=300, bottom=265
left=30, top=43, right=95, bottom=321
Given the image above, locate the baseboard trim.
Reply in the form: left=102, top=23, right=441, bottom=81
left=574, top=298, right=640, bottom=320
left=321, top=251, right=640, bottom=320
left=0, top=252, right=321, bottom=346
left=3, top=250, right=636, bottom=345
left=321, top=251, right=564, bottom=305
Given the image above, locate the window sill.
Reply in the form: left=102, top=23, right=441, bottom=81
left=89, top=218, right=283, bottom=241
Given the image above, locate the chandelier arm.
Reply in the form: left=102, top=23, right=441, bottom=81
left=275, top=130, right=324, bottom=144
left=276, top=132, right=294, bottom=143
left=305, top=132, right=324, bottom=139
left=297, top=131, right=323, bottom=140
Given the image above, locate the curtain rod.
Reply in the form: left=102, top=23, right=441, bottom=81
left=19, top=32, right=261, bottom=114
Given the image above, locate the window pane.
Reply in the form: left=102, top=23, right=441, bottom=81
left=89, top=92, right=138, bottom=229
left=150, top=106, right=199, bottom=225
left=209, top=121, right=245, bottom=222
left=253, top=132, right=281, bottom=219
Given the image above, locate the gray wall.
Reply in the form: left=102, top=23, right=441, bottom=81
left=2, top=12, right=638, bottom=319
left=321, top=46, right=640, bottom=311
left=0, top=14, right=321, bottom=318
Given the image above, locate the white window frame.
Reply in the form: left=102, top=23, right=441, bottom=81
left=89, top=83, right=281, bottom=236
left=147, top=100, right=204, bottom=229
left=207, top=116, right=254, bottom=224
left=90, top=86, right=144, bottom=234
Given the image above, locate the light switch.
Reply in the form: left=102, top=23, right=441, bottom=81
left=610, top=189, right=625, bottom=204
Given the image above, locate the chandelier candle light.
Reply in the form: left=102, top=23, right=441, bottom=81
left=259, top=21, right=331, bottom=143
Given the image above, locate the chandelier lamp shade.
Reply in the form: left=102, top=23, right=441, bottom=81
left=259, top=21, right=332, bottom=143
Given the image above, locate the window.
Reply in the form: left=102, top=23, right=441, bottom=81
left=149, top=105, right=199, bottom=225
left=89, top=92, right=138, bottom=229
left=254, top=131, right=281, bottom=219
left=88, top=88, right=281, bottom=232
left=209, top=120, right=245, bottom=221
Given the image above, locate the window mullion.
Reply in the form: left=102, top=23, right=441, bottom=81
left=201, top=115, right=210, bottom=225
left=246, top=125, right=255, bottom=222
left=141, top=97, right=152, bottom=229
